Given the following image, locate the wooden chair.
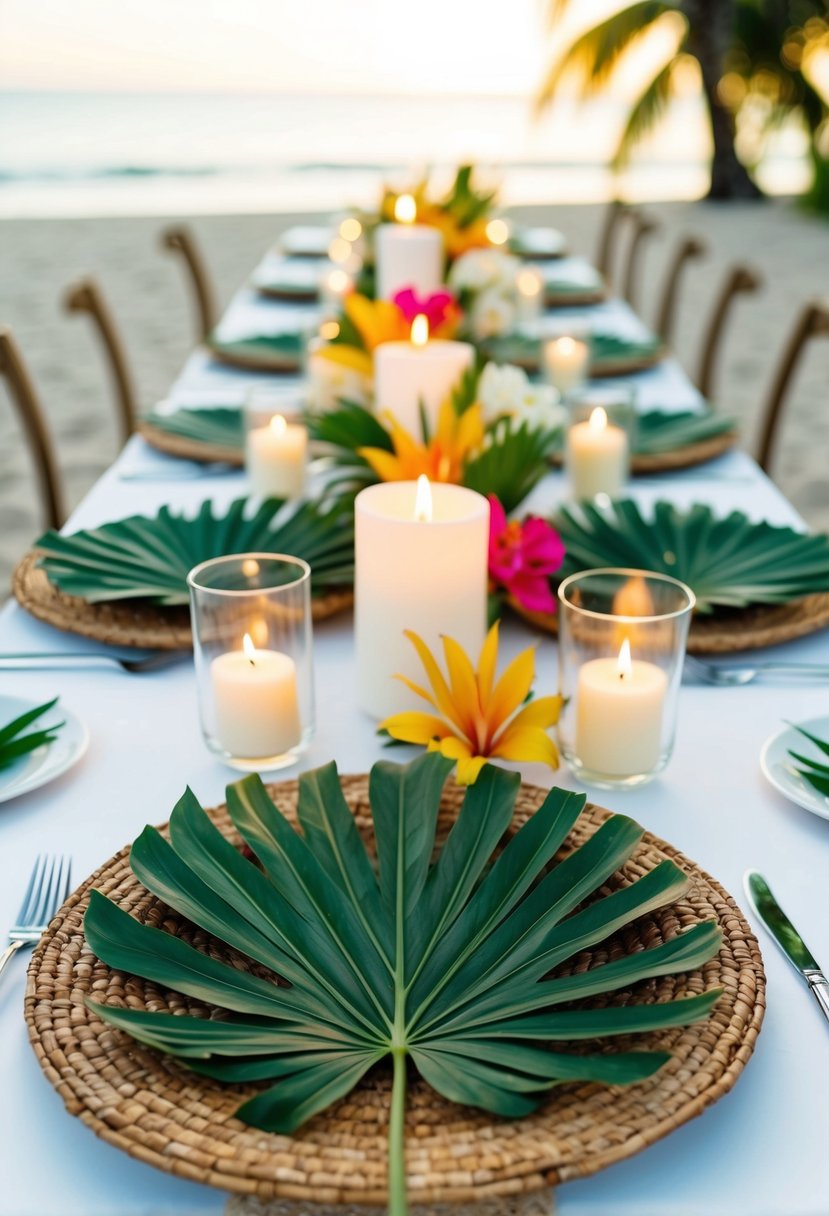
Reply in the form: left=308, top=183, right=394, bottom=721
left=0, top=328, right=65, bottom=530
left=594, top=199, right=632, bottom=287
left=621, top=210, right=661, bottom=311
left=757, top=299, right=829, bottom=475
left=64, top=278, right=137, bottom=444
left=655, top=235, right=708, bottom=345
left=160, top=225, right=217, bottom=342
left=696, top=264, right=762, bottom=400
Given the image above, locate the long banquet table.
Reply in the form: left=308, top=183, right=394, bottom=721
left=0, top=242, right=827, bottom=1216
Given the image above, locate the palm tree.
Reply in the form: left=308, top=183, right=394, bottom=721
left=537, top=0, right=761, bottom=199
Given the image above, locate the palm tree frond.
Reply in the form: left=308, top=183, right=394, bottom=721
left=613, top=55, right=680, bottom=169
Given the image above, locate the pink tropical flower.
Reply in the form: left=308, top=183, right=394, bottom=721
left=487, top=495, right=565, bottom=614
left=391, top=287, right=460, bottom=336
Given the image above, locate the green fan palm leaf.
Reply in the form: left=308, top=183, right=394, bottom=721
left=555, top=499, right=829, bottom=613
left=35, top=496, right=354, bottom=606
left=613, top=56, right=681, bottom=169
left=143, top=407, right=244, bottom=450
left=86, top=754, right=722, bottom=1215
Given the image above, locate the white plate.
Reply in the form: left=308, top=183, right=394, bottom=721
left=0, top=695, right=88, bottom=805
left=761, top=714, right=829, bottom=820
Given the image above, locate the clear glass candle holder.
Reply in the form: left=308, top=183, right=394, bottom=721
left=245, top=388, right=308, bottom=500
left=557, top=568, right=695, bottom=788
left=188, top=554, right=315, bottom=772
left=565, top=389, right=634, bottom=503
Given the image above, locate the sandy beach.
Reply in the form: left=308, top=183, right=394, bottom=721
left=1, top=199, right=828, bottom=597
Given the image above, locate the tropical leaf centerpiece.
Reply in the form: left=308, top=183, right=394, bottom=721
left=85, top=754, right=722, bottom=1215
left=35, top=496, right=354, bottom=607
left=554, top=499, right=829, bottom=614
left=310, top=363, right=559, bottom=514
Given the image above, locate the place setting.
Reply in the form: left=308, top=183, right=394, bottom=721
left=4, top=50, right=829, bottom=1216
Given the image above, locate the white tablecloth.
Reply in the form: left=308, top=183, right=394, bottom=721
left=0, top=260, right=826, bottom=1216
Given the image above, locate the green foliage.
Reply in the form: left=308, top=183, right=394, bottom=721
left=555, top=499, right=829, bottom=613
left=465, top=420, right=558, bottom=513
left=440, top=164, right=499, bottom=228
left=481, top=329, right=661, bottom=374
left=0, top=698, right=63, bottom=771
left=630, top=409, right=737, bottom=455
left=85, top=754, right=722, bottom=1214
left=788, top=723, right=829, bottom=798
left=143, top=407, right=243, bottom=451
left=208, top=332, right=305, bottom=362
left=450, top=361, right=483, bottom=416
left=36, top=497, right=354, bottom=606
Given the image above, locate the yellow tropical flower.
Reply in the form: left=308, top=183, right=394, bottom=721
left=359, top=399, right=484, bottom=484
left=343, top=294, right=409, bottom=351
left=379, top=622, right=562, bottom=784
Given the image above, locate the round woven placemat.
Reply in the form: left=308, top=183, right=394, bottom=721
left=12, top=552, right=354, bottom=650
left=206, top=341, right=302, bottom=374
left=511, top=590, right=829, bottom=654
left=255, top=283, right=318, bottom=304
left=544, top=288, right=606, bottom=309
left=137, top=422, right=244, bottom=467
left=26, top=774, right=764, bottom=1206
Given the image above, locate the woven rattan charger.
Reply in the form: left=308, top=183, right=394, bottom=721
left=12, top=551, right=353, bottom=650
left=206, top=339, right=303, bottom=374
left=26, top=774, right=764, bottom=1209
left=137, top=421, right=244, bottom=467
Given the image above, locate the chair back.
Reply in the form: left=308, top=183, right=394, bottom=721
left=161, top=225, right=217, bottom=342
left=0, top=328, right=65, bottom=530
left=64, top=278, right=137, bottom=444
left=757, top=299, right=829, bottom=474
left=655, top=235, right=708, bottom=344
left=594, top=199, right=631, bottom=286
left=621, top=210, right=661, bottom=310
left=696, top=265, right=762, bottom=401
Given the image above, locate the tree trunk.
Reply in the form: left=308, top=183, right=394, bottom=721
left=684, top=0, right=763, bottom=200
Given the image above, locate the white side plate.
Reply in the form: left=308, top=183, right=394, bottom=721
left=761, top=714, right=829, bottom=820
left=0, top=695, right=89, bottom=805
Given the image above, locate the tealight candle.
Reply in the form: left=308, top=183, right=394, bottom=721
left=373, top=314, right=475, bottom=434
left=566, top=406, right=628, bottom=500
left=246, top=413, right=307, bottom=499
left=211, top=633, right=302, bottom=760
left=355, top=476, right=489, bottom=718
left=544, top=335, right=590, bottom=397
left=575, top=639, right=667, bottom=777
left=515, top=266, right=544, bottom=325
left=375, top=196, right=444, bottom=299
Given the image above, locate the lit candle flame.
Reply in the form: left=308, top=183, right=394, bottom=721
left=589, top=406, right=608, bottom=434
left=617, top=637, right=632, bottom=680
left=241, top=558, right=260, bottom=579
left=414, top=474, right=433, bottom=522
left=410, top=313, right=429, bottom=346
left=555, top=335, right=577, bottom=357
left=269, top=414, right=287, bottom=436
left=486, top=218, right=510, bottom=245
left=339, top=217, right=362, bottom=241
left=517, top=267, right=542, bottom=298
left=243, top=632, right=257, bottom=666
left=394, top=193, right=417, bottom=223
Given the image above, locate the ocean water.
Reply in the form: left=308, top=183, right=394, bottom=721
left=0, top=90, right=809, bottom=217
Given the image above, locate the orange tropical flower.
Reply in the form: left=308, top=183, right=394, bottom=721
left=379, top=622, right=562, bottom=784
left=359, top=399, right=484, bottom=484
left=344, top=294, right=409, bottom=351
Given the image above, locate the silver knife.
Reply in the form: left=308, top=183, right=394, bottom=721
left=744, top=870, right=829, bottom=1026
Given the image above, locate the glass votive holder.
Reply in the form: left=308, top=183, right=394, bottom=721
left=543, top=333, right=591, bottom=400
left=188, top=554, right=315, bottom=772
left=565, top=389, right=634, bottom=502
left=245, top=388, right=308, bottom=500
left=557, top=568, right=695, bottom=788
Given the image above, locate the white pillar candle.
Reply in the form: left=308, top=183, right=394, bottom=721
left=544, top=335, right=590, bottom=397
left=566, top=406, right=629, bottom=501
left=575, top=639, right=667, bottom=777
left=246, top=414, right=308, bottom=499
left=355, top=477, right=489, bottom=719
left=211, top=634, right=301, bottom=759
left=374, top=316, right=475, bottom=435
left=375, top=224, right=444, bottom=300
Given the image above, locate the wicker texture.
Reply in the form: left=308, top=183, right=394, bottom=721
left=12, top=551, right=354, bottom=650
left=511, top=591, right=829, bottom=654
left=206, top=340, right=302, bottom=373
left=137, top=422, right=244, bottom=467
left=26, top=775, right=764, bottom=1206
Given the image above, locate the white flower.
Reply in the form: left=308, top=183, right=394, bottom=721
left=307, top=350, right=371, bottom=412
left=449, top=248, right=520, bottom=294
left=470, top=288, right=516, bottom=340
left=478, top=361, right=566, bottom=432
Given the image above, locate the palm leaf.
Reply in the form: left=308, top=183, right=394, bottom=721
left=143, top=407, right=244, bottom=451
left=481, top=329, right=661, bottom=374
left=85, top=754, right=722, bottom=1215
left=537, top=2, right=674, bottom=108
left=555, top=499, right=829, bottom=614
left=631, top=409, right=737, bottom=455
left=208, top=332, right=306, bottom=362
left=788, top=724, right=829, bottom=798
left=35, top=496, right=354, bottom=606
left=613, top=55, right=682, bottom=169
left=0, top=697, right=63, bottom=771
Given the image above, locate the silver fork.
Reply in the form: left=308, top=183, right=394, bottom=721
left=0, top=855, right=72, bottom=982
left=685, top=655, right=829, bottom=687
left=0, top=651, right=184, bottom=674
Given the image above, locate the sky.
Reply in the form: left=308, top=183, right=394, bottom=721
left=0, top=0, right=630, bottom=95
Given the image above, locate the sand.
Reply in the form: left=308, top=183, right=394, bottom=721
left=0, top=199, right=828, bottom=599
